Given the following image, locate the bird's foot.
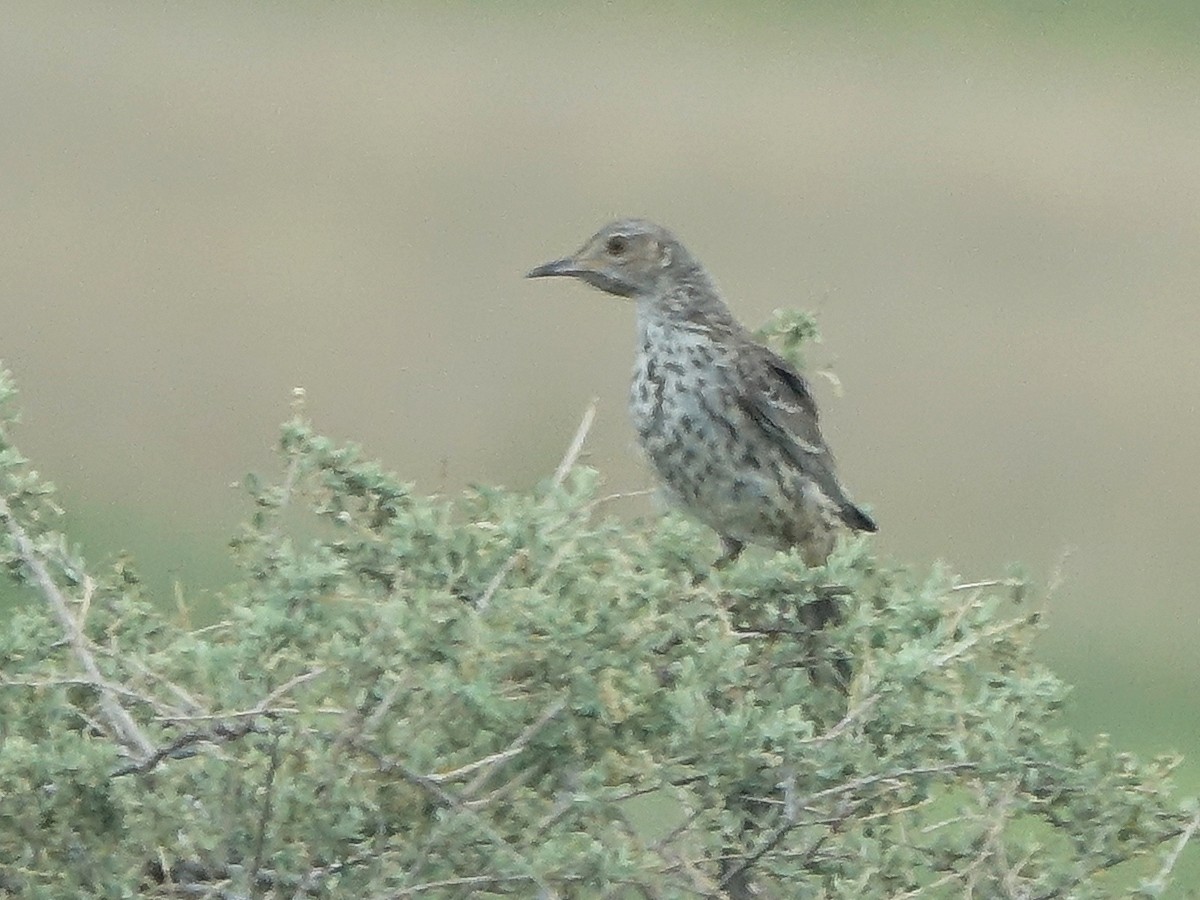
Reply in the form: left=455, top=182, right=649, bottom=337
left=691, top=536, right=745, bottom=586
left=715, top=536, right=745, bottom=569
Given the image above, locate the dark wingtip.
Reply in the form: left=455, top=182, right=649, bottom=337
left=843, top=504, right=878, bottom=533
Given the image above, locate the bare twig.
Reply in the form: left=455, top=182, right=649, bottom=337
left=476, top=400, right=602, bottom=611
left=390, top=873, right=560, bottom=897
left=1043, top=546, right=1074, bottom=605
left=464, top=696, right=567, bottom=795
left=950, top=576, right=1030, bottom=595
left=275, top=389, right=308, bottom=516
left=155, top=707, right=300, bottom=724
left=384, top=754, right=560, bottom=898
left=260, top=668, right=326, bottom=708
left=111, top=717, right=269, bottom=777
left=1144, top=808, right=1200, bottom=894
left=932, top=618, right=1028, bottom=668
left=533, top=787, right=578, bottom=837
left=249, top=732, right=284, bottom=889
left=116, top=670, right=323, bottom=777
left=962, top=780, right=1017, bottom=895
left=119, top=652, right=206, bottom=715
left=77, top=575, right=95, bottom=629
left=188, top=621, right=233, bottom=638
left=461, top=765, right=539, bottom=811
left=530, top=538, right=585, bottom=594
left=0, top=496, right=154, bottom=758
left=477, top=407, right=655, bottom=614
left=607, top=772, right=707, bottom=803
left=475, top=549, right=527, bottom=612
left=745, top=762, right=975, bottom=810
left=719, top=773, right=848, bottom=895
left=651, top=805, right=706, bottom=855
left=583, top=488, right=655, bottom=512
left=798, top=693, right=881, bottom=746
left=736, top=766, right=996, bottom=899
left=358, top=678, right=405, bottom=741
left=1, top=673, right=171, bottom=713
left=551, top=398, right=598, bottom=488
left=425, top=747, right=526, bottom=786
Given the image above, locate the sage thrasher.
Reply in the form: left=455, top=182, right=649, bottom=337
left=528, top=218, right=876, bottom=569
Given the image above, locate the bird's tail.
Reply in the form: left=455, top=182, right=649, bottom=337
left=840, top=502, right=877, bottom=533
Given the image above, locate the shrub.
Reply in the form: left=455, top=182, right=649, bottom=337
left=0, top=369, right=1194, bottom=898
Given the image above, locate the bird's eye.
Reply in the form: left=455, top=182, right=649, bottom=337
left=605, top=235, right=628, bottom=256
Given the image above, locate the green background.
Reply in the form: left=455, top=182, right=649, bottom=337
left=3, top=0, right=1198, bottom=888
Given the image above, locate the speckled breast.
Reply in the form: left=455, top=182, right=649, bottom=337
left=628, top=321, right=834, bottom=556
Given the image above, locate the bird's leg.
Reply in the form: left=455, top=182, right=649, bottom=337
left=691, top=535, right=743, bottom=587
left=804, top=540, right=854, bottom=608
left=715, top=535, right=745, bottom=568
left=790, top=544, right=853, bottom=689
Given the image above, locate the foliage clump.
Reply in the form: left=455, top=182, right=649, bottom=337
left=0, top=368, right=1194, bottom=898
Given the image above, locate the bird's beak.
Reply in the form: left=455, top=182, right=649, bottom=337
left=526, top=256, right=584, bottom=279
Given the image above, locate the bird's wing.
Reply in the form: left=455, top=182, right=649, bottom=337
left=736, top=345, right=877, bottom=533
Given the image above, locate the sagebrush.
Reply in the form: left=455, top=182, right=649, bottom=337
left=0, top=369, right=1194, bottom=898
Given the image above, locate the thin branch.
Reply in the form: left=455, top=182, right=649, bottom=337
left=1144, top=808, right=1200, bottom=894
left=188, top=621, right=233, bottom=638
left=582, top=488, right=656, bottom=512
left=111, top=717, right=269, bottom=777
left=460, top=696, right=567, bottom=795
left=890, top=867, right=964, bottom=899
left=276, top=389, right=307, bottom=516
left=427, top=747, right=525, bottom=786
left=718, top=774, right=861, bottom=895
left=119, top=652, right=207, bottom=715
left=718, top=776, right=806, bottom=893
left=651, top=805, right=707, bottom=855
left=358, top=678, right=405, bottom=741
left=932, top=618, right=1029, bottom=668
left=155, top=707, right=301, bottom=724
left=389, top=873, right=555, bottom=897
left=607, top=773, right=707, bottom=803
left=1043, top=545, right=1073, bottom=605
left=1, top=673, right=173, bottom=714
left=746, top=763, right=975, bottom=810
left=798, top=693, right=881, bottom=746
left=120, top=669, right=324, bottom=776
left=249, top=732, right=284, bottom=890
left=0, top=496, right=154, bottom=758
left=475, top=549, right=527, bottom=611
left=260, top=668, right=326, bottom=708
left=477, top=401, right=599, bottom=610
left=382, top=754, right=560, bottom=898
left=530, top=538, right=585, bottom=593
left=950, top=578, right=1025, bottom=593
left=533, top=786, right=577, bottom=837
left=477, top=401, right=625, bottom=612
left=461, top=764, right=539, bottom=811
left=77, top=575, right=95, bottom=630
left=807, top=762, right=976, bottom=800
left=551, top=398, right=598, bottom=488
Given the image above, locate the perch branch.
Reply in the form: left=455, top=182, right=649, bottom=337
left=0, top=496, right=155, bottom=758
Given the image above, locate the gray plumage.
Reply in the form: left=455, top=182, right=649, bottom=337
left=528, top=218, right=876, bottom=567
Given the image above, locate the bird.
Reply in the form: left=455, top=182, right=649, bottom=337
left=529, top=219, right=876, bottom=897
left=527, top=218, right=876, bottom=570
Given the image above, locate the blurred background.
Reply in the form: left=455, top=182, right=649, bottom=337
left=3, top=0, right=1198, bottom=872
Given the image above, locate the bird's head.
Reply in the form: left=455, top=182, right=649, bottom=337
left=526, top=219, right=689, bottom=299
